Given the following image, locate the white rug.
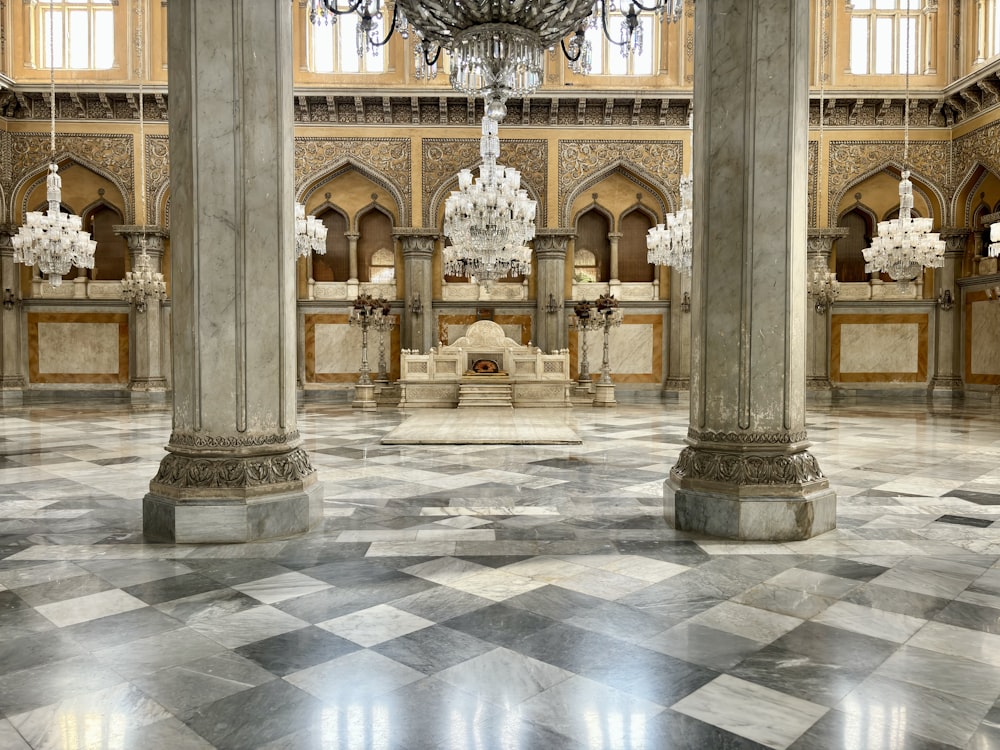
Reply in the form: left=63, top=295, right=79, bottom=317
left=381, top=408, right=582, bottom=445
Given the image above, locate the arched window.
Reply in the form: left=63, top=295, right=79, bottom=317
left=849, top=0, right=921, bottom=75
left=579, top=12, right=657, bottom=76
left=309, top=15, right=385, bottom=73
left=314, top=208, right=349, bottom=282
left=575, top=209, right=611, bottom=282
left=619, top=209, right=655, bottom=282
left=39, top=0, right=115, bottom=70
left=358, top=208, right=393, bottom=283
left=84, top=203, right=127, bottom=281
left=837, top=208, right=874, bottom=282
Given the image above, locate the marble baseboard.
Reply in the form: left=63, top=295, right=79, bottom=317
left=666, top=480, right=837, bottom=541
left=143, top=483, right=324, bottom=543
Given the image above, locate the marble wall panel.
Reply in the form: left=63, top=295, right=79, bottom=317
left=27, top=313, right=128, bottom=384
left=965, top=292, right=1000, bottom=385
left=831, top=314, right=928, bottom=383
left=304, top=313, right=400, bottom=383
left=569, top=314, right=663, bottom=384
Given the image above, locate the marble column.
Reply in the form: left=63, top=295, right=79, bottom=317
left=806, top=228, right=849, bottom=395
left=929, top=228, right=969, bottom=396
left=608, top=232, right=622, bottom=297
left=395, top=228, right=437, bottom=352
left=534, top=229, right=574, bottom=353
left=114, top=225, right=169, bottom=401
left=144, top=0, right=322, bottom=543
left=346, top=232, right=360, bottom=282
left=665, top=0, right=835, bottom=541
left=664, top=267, right=691, bottom=393
left=0, top=225, right=25, bottom=403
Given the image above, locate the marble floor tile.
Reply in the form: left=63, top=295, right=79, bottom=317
left=435, top=646, right=573, bottom=708
left=906, top=621, right=1000, bottom=668
left=284, top=649, right=426, bottom=703
left=94, top=626, right=227, bottom=679
left=874, top=645, right=1000, bottom=704
left=317, top=603, right=435, bottom=647
left=689, top=600, right=803, bottom=644
left=672, top=673, right=828, bottom=750
left=811, top=600, right=926, bottom=643
left=644, top=621, right=766, bottom=671
left=231, top=571, right=332, bottom=604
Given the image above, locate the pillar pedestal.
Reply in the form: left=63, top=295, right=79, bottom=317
left=667, top=0, right=835, bottom=541
left=593, top=382, right=616, bottom=407
left=145, top=0, right=321, bottom=544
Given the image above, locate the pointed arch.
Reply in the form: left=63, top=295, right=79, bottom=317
left=11, top=153, right=133, bottom=224
left=828, top=161, right=946, bottom=228
left=952, top=163, right=1000, bottom=229
left=297, top=158, right=405, bottom=226
left=561, top=160, right=671, bottom=228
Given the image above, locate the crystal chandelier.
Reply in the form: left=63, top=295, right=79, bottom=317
left=442, top=110, right=536, bottom=282
left=11, top=1, right=95, bottom=287
left=861, top=26, right=944, bottom=285
left=294, top=202, right=329, bottom=258
left=120, top=0, right=166, bottom=313
left=988, top=222, right=1000, bottom=257
left=647, top=174, right=692, bottom=270
left=307, top=0, right=685, bottom=104
left=808, top=259, right=839, bottom=314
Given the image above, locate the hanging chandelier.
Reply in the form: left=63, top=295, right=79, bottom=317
left=861, top=24, right=943, bottom=285
left=307, top=0, right=685, bottom=104
left=11, top=1, right=95, bottom=287
left=294, top=202, right=329, bottom=258
left=442, top=110, right=536, bottom=282
left=647, top=174, right=692, bottom=270
left=988, top=222, right=1000, bottom=257
left=120, top=0, right=166, bottom=313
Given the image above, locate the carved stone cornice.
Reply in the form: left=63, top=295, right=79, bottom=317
left=671, top=447, right=826, bottom=487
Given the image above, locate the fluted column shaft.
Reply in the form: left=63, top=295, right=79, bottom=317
left=666, top=0, right=835, bottom=540
left=930, top=229, right=969, bottom=395
left=534, top=229, right=574, bottom=353
left=396, top=229, right=437, bottom=352
left=144, top=0, right=321, bottom=543
left=665, top=267, right=691, bottom=392
left=0, top=225, right=25, bottom=397
left=806, top=227, right=849, bottom=392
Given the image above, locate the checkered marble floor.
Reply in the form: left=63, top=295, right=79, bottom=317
left=2, top=397, right=1000, bottom=749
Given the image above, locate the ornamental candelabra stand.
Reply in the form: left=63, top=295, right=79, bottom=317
left=570, top=299, right=602, bottom=396
left=594, top=294, right=623, bottom=407
left=349, top=293, right=384, bottom=410
left=373, top=300, right=395, bottom=384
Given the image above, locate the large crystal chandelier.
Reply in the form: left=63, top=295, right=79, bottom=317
left=861, top=26, right=944, bottom=285
left=11, top=1, right=95, bottom=287
left=443, top=110, right=536, bottom=282
left=307, top=0, right=685, bottom=103
left=294, top=202, right=329, bottom=258
left=646, top=174, right=692, bottom=270
left=988, top=222, right=1000, bottom=257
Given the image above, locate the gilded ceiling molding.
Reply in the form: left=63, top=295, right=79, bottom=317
left=422, top=137, right=547, bottom=226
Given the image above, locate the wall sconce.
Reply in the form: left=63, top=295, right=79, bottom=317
left=545, top=293, right=560, bottom=314
left=937, top=288, right=954, bottom=311
left=680, top=292, right=691, bottom=313
left=409, top=294, right=422, bottom=315
left=2, top=289, right=14, bottom=311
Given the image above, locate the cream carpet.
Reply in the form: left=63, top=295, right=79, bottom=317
left=381, top=408, right=582, bottom=444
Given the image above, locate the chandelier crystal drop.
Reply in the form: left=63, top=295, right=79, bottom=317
left=307, top=0, right=685, bottom=102
left=443, top=112, right=537, bottom=283
left=862, top=170, right=944, bottom=283
left=294, top=202, right=329, bottom=258
left=988, top=222, right=1000, bottom=258
left=646, top=174, right=693, bottom=270
left=120, top=245, right=166, bottom=314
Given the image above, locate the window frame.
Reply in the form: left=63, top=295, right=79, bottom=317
left=847, top=0, right=922, bottom=76
left=35, top=0, right=117, bottom=72
left=308, top=13, right=387, bottom=74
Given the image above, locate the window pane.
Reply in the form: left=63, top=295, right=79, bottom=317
left=584, top=25, right=603, bottom=74
left=900, top=17, right=917, bottom=73
left=608, top=44, right=628, bottom=75
left=313, top=24, right=335, bottom=73
left=850, top=17, right=869, bottom=74
left=339, top=16, right=360, bottom=73
left=68, top=9, right=89, bottom=69
left=874, top=0, right=895, bottom=9
left=853, top=0, right=872, bottom=8
left=632, top=16, right=654, bottom=74
left=43, top=11, right=63, bottom=68
left=93, top=10, right=114, bottom=69
left=874, top=16, right=893, bottom=74
left=994, top=3, right=1000, bottom=56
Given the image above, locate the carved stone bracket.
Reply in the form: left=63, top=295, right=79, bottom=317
left=671, top=447, right=826, bottom=486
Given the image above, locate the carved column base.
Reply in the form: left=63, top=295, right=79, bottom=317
left=130, top=378, right=169, bottom=404
left=593, top=382, right=617, bottom=407
left=806, top=376, right=834, bottom=390
left=663, top=377, right=690, bottom=392
left=144, top=437, right=322, bottom=543
left=353, top=383, right=377, bottom=410
left=665, top=445, right=836, bottom=541
left=928, top=376, right=964, bottom=397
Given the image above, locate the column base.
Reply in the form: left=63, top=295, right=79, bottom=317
left=928, top=377, right=964, bottom=398
left=665, top=478, right=836, bottom=541
left=130, top=379, right=169, bottom=404
left=353, top=383, right=377, bottom=410
left=144, top=481, right=323, bottom=543
left=663, top=377, right=690, bottom=392
left=0, top=388, right=23, bottom=405
left=593, top=382, right=617, bottom=407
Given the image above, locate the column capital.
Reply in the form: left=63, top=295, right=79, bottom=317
left=113, top=225, right=169, bottom=255
left=939, top=228, right=971, bottom=257
left=394, top=228, right=438, bottom=257
left=0, top=224, right=15, bottom=255
left=533, top=229, right=575, bottom=260
left=807, top=227, right=849, bottom=257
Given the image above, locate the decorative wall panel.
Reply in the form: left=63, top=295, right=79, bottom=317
left=831, top=313, right=929, bottom=383
left=965, top=292, right=1000, bottom=385
left=304, top=313, right=399, bottom=383
left=569, top=313, right=663, bottom=384
left=28, top=313, right=128, bottom=384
